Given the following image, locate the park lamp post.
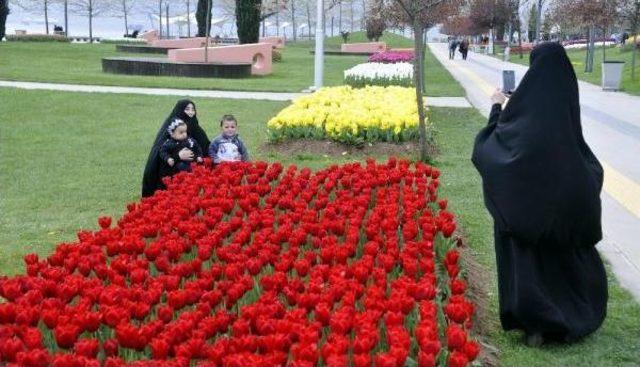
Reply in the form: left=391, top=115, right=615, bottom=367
left=313, top=0, right=324, bottom=90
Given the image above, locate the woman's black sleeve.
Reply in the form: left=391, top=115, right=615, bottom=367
left=488, top=103, right=502, bottom=125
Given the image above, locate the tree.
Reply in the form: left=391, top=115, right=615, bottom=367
left=623, top=0, right=640, bottom=79
left=196, top=0, right=212, bottom=36
left=70, top=0, right=110, bottom=42
left=386, top=0, right=459, bottom=161
left=527, top=2, right=536, bottom=41
left=0, top=0, right=8, bottom=40
left=290, top=0, right=296, bottom=40
left=112, top=0, right=137, bottom=35
left=236, top=0, right=261, bottom=43
left=11, top=0, right=52, bottom=34
left=469, top=0, right=510, bottom=53
left=550, top=0, right=622, bottom=72
left=365, top=1, right=386, bottom=41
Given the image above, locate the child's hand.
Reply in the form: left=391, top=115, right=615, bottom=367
left=167, top=158, right=175, bottom=167
left=196, top=157, right=203, bottom=163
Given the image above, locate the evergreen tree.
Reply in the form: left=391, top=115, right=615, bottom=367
left=0, top=0, right=9, bottom=40
left=236, top=0, right=261, bottom=44
left=196, top=0, right=212, bottom=37
left=528, top=3, right=537, bottom=42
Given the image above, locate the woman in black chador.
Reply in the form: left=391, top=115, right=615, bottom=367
left=472, top=42, right=608, bottom=346
left=142, top=99, right=210, bottom=197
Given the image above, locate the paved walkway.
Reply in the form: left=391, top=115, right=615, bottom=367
left=429, top=43, right=640, bottom=300
left=0, top=80, right=471, bottom=108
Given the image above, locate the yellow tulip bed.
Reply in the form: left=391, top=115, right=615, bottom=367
left=267, top=86, right=422, bottom=145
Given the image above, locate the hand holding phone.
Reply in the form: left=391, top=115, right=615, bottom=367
left=502, top=70, right=516, bottom=95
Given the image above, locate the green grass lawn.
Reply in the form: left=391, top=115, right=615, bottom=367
left=1, top=88, right=639, bottom=365
left=492, top=44, right=640, bottom=96
left=0, top=31, right=464, bottom=96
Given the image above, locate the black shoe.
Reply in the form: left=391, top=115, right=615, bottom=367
left=525, top=333, right=544, bottom=347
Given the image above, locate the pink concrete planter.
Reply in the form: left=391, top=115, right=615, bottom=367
left=168, top=43, right=273, bottom=75
left=141, top=30, right=159, bottom=43
left=341, top=42, right=387, bottom=53
left=260, top=36, right=285, bottom=49
left=140, top=31, right=210, bottom=49
left=152, top=38, right=209, bottom=49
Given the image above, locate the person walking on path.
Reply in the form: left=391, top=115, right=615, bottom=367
left=142, top=99, right=210, bottom=197
left=448, top=38, right=459, bottom=60
left=471, top=42, right=608, bottom=347
left=459, top=38, right=469, bottom=60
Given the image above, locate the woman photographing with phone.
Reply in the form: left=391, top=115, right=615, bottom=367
left=472, top=42, right=608, bottom=347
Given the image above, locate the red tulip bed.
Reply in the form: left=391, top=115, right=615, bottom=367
left=0, top=158, right=479, bottom=367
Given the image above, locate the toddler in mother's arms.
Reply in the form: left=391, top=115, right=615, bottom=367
left=208, top=114, right=250, bottom=164
left=159, top=118, right=204, bottom=176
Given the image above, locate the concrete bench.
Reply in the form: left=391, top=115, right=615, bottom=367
left=140, top=30, right=211, bottom=49
left=341, top=42, right=387, bottom=53
left=260, top=36, right=285, bottom=49
left=168, top=43, right=273, bottom=75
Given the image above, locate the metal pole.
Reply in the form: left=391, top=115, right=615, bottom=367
left=187, top=0, right=191, bottom=37
left=204, top=0, right=211, bottom=62
left=313, top=0, right=324, bottom=89
left=165, top=3, right=169, bottom=37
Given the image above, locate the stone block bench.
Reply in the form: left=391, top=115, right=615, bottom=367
left=102, top=57, right=252, bottom=78
left=260, top=36, right=285, bottom=49
left=341, top=42, right=387, bottom=53
left=168, top=43, right=273, bottom=75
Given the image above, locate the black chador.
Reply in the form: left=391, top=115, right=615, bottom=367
left=472, top=43, right=608, bottom=343
left=141, top=100, right=210, bottom=197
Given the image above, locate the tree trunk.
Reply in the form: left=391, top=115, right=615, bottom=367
left=306, top=3, right=312, bottom=38
left=602, top=27, right=607, bottom=62
left=331, top=16, right=334, bottom=37
left=165, top=3, right=169, bottom=37
left=88, top=0, right=93, bottom=42
left=361, top=0, right=365, bottom=30
left=123, top=0, right=129, bottom=35
left=158, top=0, right=163, bottom=37
left=64, top=0, right=68, bottom=36
left=585, top=26, right=595, bottom=73
left=632, top=14, right=638, bottom=80
left=350, top=0, right=353, bottom=33
left=44, top=0, right=49, bottom=34
left=518, top=17, right=523, bottom=59
left=291, top=0, right=296, bottom=41
left=276, top=0, right=279, bottom=36
left=0, top=0, right=7, bottom=40
left=412, top=22, right=428, bottom=162
left=535, top=0, right=542, bottom=42
left=205, top=0, right=211, bottom=61
left=339, top=2, right=342, bottom=31
left=421, top=31, right=426, bottom=93
left=187, top=0, right=191, bottom=37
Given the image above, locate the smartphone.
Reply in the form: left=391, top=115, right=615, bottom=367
left=502, top=70, right=515, bottom=95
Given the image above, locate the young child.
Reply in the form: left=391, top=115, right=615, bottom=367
left=159, top=118, right=204, bottom=176
left=208, top=114, right=250, bottom=164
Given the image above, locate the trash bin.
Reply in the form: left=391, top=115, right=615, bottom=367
left=602, top=61, right=625, bottom=91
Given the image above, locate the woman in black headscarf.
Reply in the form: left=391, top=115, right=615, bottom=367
left=472, top=42, right=608, bottom=346
left=142, top=99, right=210, bottom=197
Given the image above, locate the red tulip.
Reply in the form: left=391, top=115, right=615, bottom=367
left=447, top=350, right=469, bottom=367
left=53, top=324, right=80, bottom=349
left=446, top=324, right=467, bottom=350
